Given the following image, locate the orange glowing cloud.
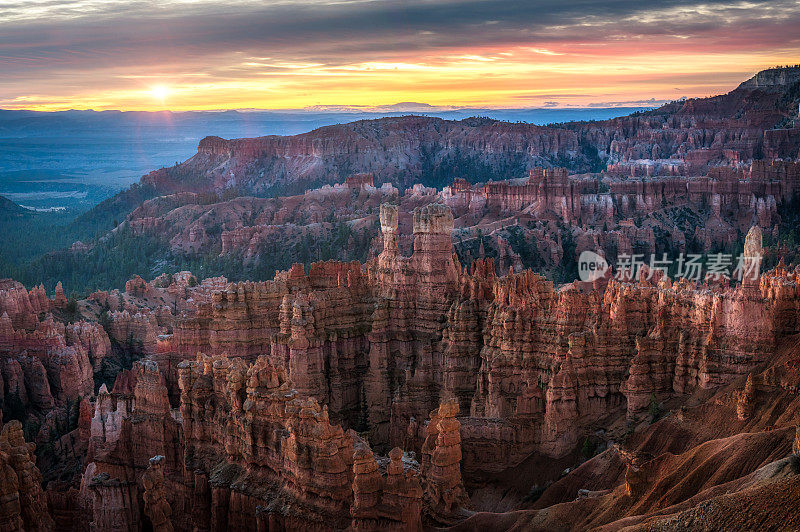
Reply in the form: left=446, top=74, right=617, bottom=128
left=1, top=1, right=798, bottom=111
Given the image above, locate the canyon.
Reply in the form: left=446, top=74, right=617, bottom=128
left=1, top=65, right=800, bottom=530
left=37, top=65, right=798, bottom=296
left=118, top=158, right=799, bottom=283
left=3, top=207, right=800, bottom=530
left=134, top=66, right=800, bottom=199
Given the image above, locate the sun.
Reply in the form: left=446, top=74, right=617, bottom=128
left=150, top=85, right=170, bottom=103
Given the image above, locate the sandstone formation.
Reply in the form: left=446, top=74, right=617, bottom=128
left=453, top=316, right=800, bottom=530
left=0, top=420, right=54, bottom=531
left=142, top=455, right=174, bottom=532
left=175, top=352, right=425, bottom=530
left=54, top=202, right=800, bottom=530
left=0, top=280, right=107, bottom=430
left=133, top=68, right=799, bottom=199
left=81, top=358, right=180, bottom=531
left=68, top=66, right=794, bottom=298
left=147, top=117, right=579, bottom=195
left=113, top=155, right=800, bottom=295
left=351, top=443, right=423, bottom=530
left=8, top=196, right=800, bottom=530
left=420, top=399, right=469, bottom=522
left=161, top=202, right=800, bottom=479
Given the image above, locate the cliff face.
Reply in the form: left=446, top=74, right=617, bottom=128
left=5, top=204, right=800, bottom=529
left=78, top=353, right=430, bottom=531
left=0, top=281, right=103, bottom=420
left=0, top=420, right=54, bottom=532
left=446, top=160, right=793, bottom=232
left=737, top=66, right=800, bottom=91
left=127, top=67, right=799, bottom=200
left=118, top=157, right=800, bottom=299
left=164, top=204, right=800, bottom=470
left=153, top=117, right=581, bottom=195
left=81, top=359, right=180, bottom=531
left=177, top=353, right=404, bottom=530
left=61, top=204, right=800, bottom=530
left=49, top=67, right=798, bottom=303
left=0, top=271, right=240, bottom=530
left=5, top=66, right=800, bottom=531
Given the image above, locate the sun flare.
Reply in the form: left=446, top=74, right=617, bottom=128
left=150, top=85, right=170, bottom=103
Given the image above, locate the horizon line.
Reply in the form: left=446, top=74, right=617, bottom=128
left=0, top=104, right=666, bottom=114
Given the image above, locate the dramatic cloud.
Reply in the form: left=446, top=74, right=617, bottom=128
left=1, top=0, right=798, bottom=110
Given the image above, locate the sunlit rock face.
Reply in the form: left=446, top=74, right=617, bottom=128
left=165, top=203, right=798, bottom=470
left=8, top=199, right=800, bottom=530
left=122, top=158, right=800, bottom=296
left=139, top=68, right=799, bottom=199
left=76, top=206, right=800, bottom=529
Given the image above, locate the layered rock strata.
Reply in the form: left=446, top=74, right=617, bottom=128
left=0, top=281, right=107, bottom=427
left=164, top=205, right=800, bottom=480
left=175, top=353, right=426, bottom=530
left=0, top=420, right=54, bottom=531
left=142, top=455, right=174, bottom=532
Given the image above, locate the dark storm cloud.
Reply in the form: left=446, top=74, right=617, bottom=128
left=1, top=0, right=798, bottom=77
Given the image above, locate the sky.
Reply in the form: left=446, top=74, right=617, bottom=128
left=1, top=0, right=799, bottom=111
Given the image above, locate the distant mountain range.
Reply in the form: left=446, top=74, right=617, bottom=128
left=127, top=66, right=799, bottom=200
left=0, top=106, right=650, bottom=211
